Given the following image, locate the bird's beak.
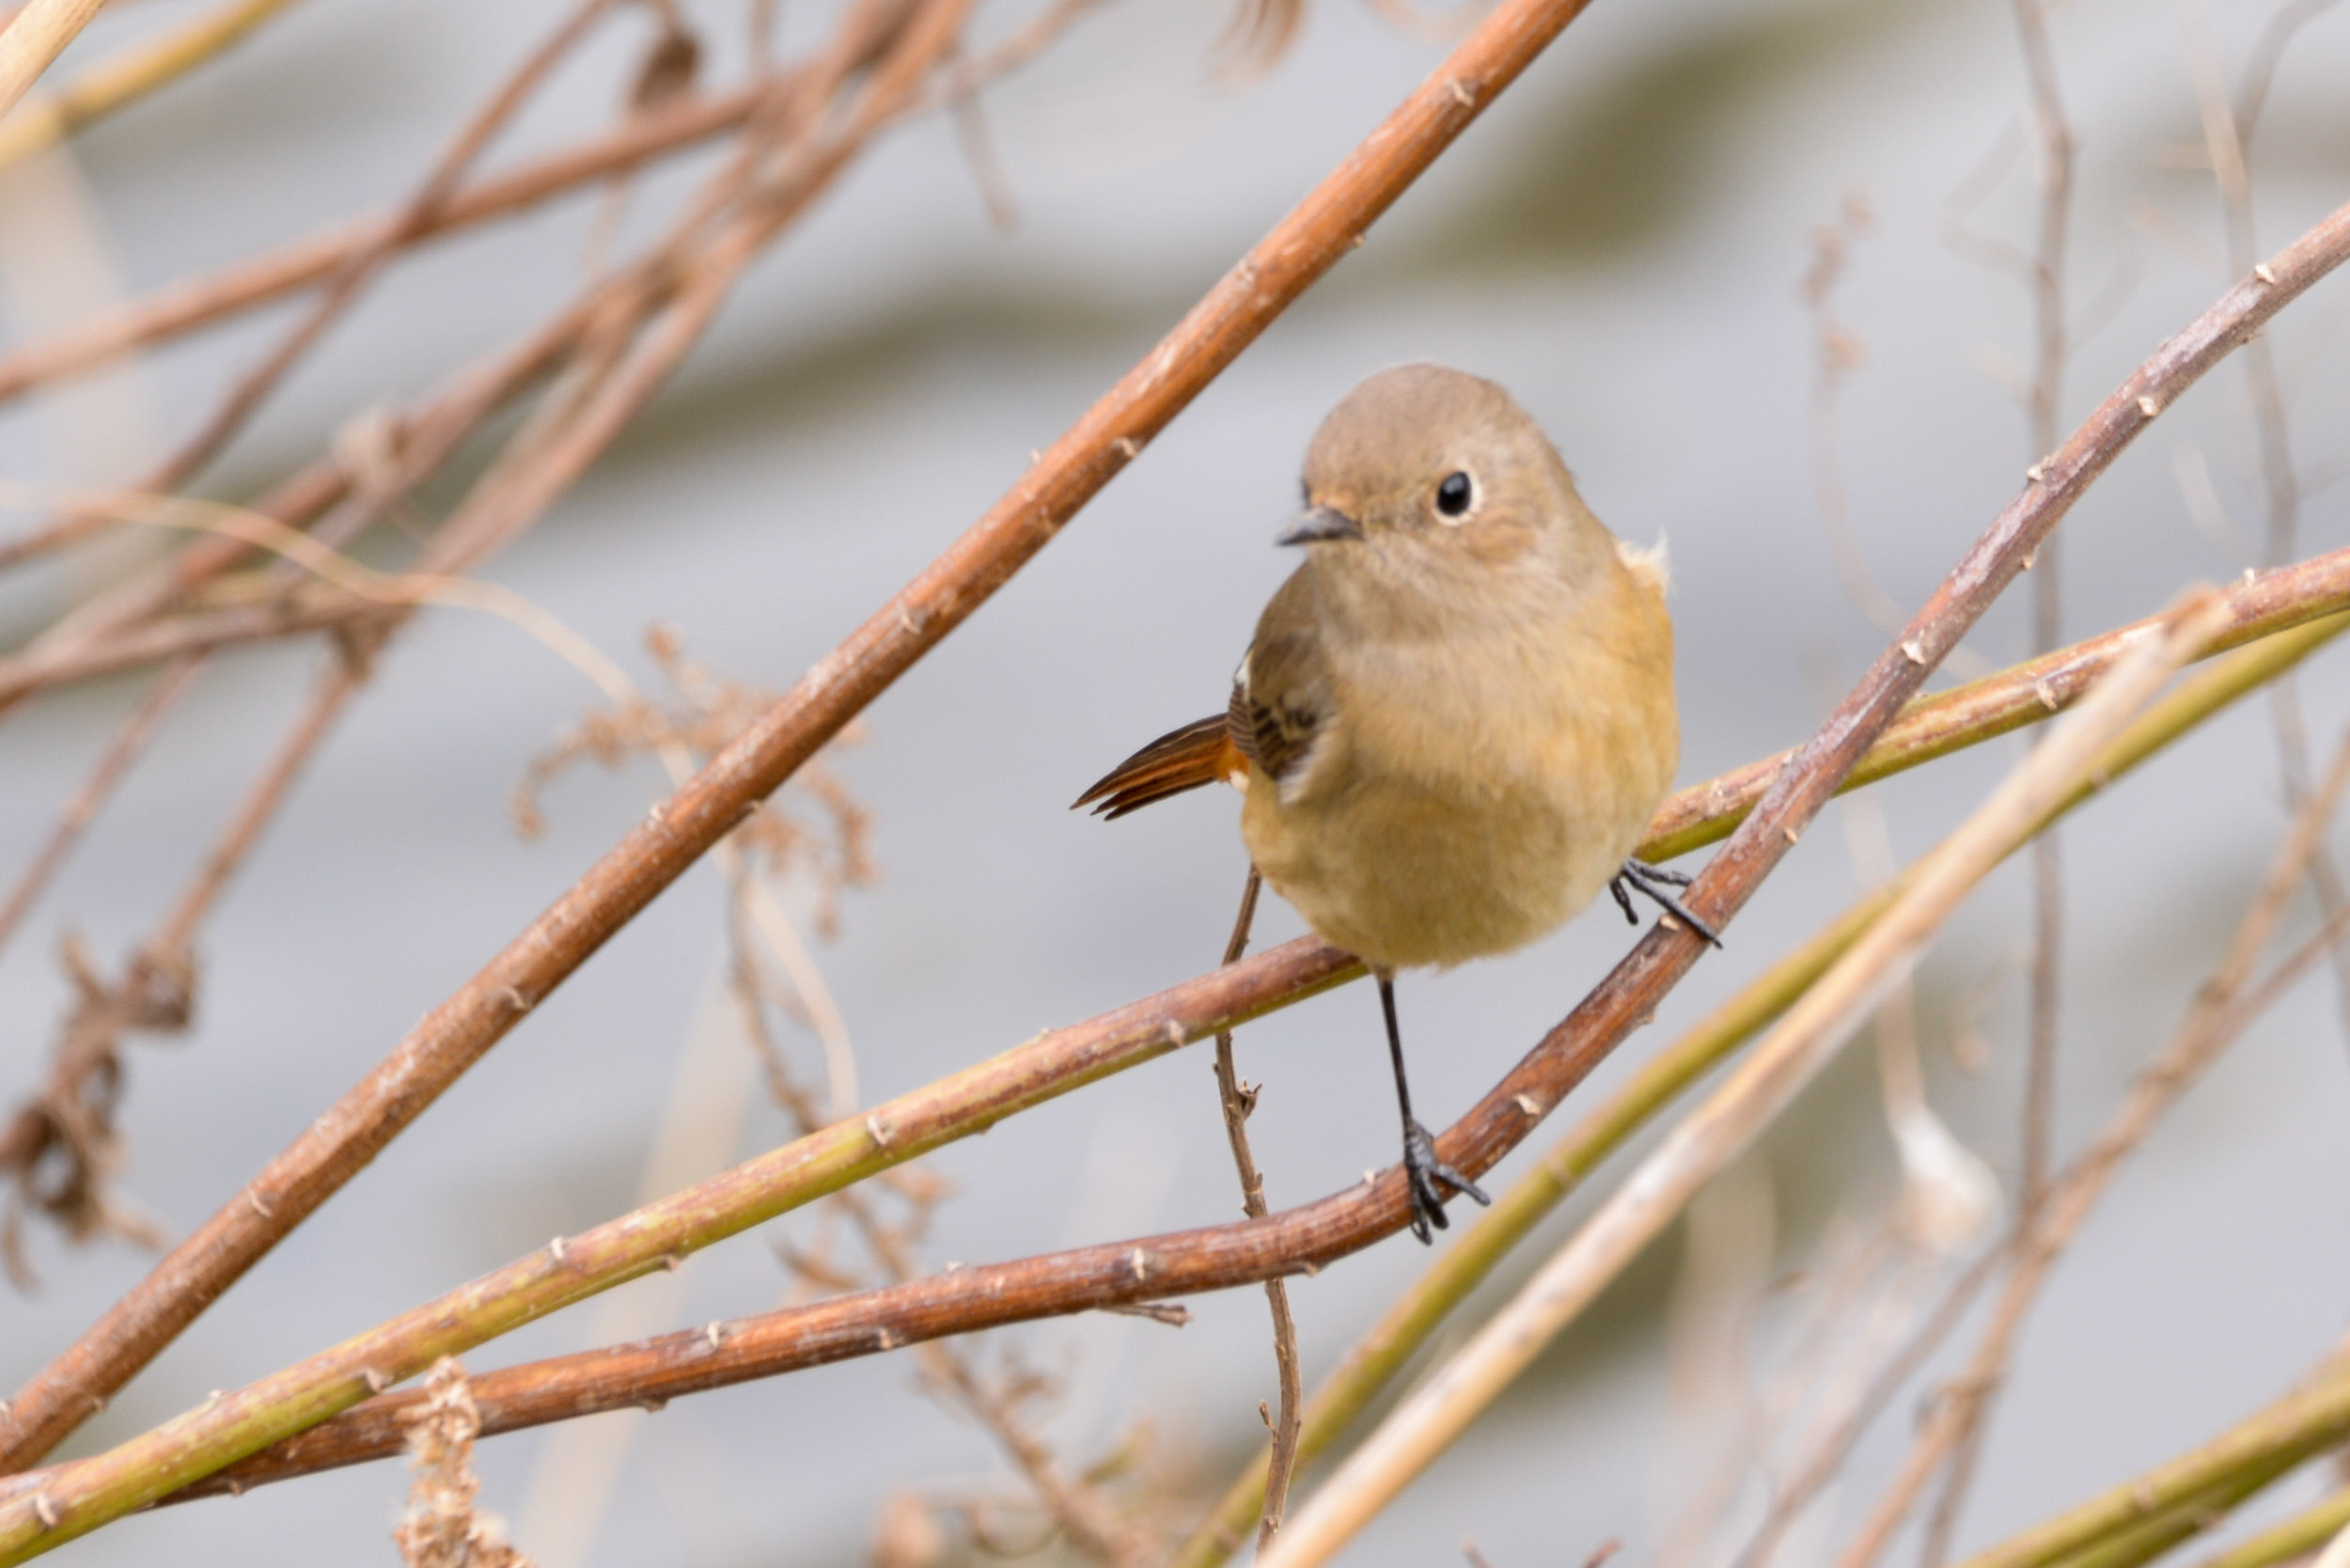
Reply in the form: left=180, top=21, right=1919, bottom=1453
left=1277, top=505, right=1363, bottom=546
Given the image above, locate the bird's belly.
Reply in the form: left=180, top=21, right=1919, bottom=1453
left=1242, top=764, right=1637, bottom=971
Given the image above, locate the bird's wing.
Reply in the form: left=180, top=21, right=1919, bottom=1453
left=1230, top=575, right=1333, bottom=790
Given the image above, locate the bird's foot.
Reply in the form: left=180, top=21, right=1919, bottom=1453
left=1610, top=858, right=1723, bottom=949
left=1401, top=1119, right=1491, bottom=1245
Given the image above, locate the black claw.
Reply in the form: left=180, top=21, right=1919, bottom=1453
left=1401, top=1120, right=1491, bottom=1245
left=1611, top=857, right=1724, bottom=949
left=1609, top=875, right=1638, bottom=926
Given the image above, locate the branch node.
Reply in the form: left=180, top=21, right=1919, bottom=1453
left=547, top=1236, right=568, bottom=1263
left=362, top=1368, right=389, bottom=1394
left=1512, top=1092, right=1544, bottom=1118
left=2138, top=395, right=2161, bottom=417
left=31, top=1493, right=57, bottom=1529
left=2256, top=261, right=2279, bottom=284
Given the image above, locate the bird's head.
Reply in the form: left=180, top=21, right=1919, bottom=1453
left=1281, top=364, right=1609, bottom=585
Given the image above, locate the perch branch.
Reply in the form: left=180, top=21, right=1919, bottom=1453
left=1, top=590, right=2324, bottom=1515
left=1246, top=590, right=2234, bottom=1568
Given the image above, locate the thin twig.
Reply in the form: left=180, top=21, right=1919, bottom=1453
left=1206, top=869, right=1303, bottom=1547
left=1943, top=1360, right=2350, bottom=1568
left=1177, top=603, right=2350, bottom=1568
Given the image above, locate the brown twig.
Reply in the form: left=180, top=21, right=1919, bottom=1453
left=0, top=0, right=1618, bottom=1490
left=19, top=191, right=2350, bottom=1559
left=65, top=588, right=2347, bottom=1511
left=1205, top=869, right=1303, bottom=1547
left=1832, top=732, right=2350, bottom=1568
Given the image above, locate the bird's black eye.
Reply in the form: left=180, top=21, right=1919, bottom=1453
left=1435, top=471, right=1474, bottom=519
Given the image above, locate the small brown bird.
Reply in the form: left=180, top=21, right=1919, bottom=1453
left=1076, top=364, right=1711, bottom=1242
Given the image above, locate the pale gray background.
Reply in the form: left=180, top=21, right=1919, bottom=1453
left=1, top=0, right=2347, bottom=1563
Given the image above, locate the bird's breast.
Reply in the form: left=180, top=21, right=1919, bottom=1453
left=1240, top=611, right=1675, bottom=972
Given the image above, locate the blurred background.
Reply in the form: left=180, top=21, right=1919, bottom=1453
left=0, top=0, right=2347, bottom=1562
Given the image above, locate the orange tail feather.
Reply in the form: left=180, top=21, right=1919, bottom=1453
left=1073, top=715, right=1242, bottom=820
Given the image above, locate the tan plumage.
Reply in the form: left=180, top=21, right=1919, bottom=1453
left=1075, top=363, right=1688, bottom=1239
left=1079, top=363, right=1677, bottom=967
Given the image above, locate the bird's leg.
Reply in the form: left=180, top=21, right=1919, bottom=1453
left=1378, top=970, right=1490, bottom=1245
left=1610, top=858, right=1724, bottom=949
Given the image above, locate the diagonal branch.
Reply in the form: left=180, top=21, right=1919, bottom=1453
left=5, top=190, right=2346, bottom=1558
left=0, top=0, right=1617, bottom=1493
left=145, top=597, right=2350, bottom=1517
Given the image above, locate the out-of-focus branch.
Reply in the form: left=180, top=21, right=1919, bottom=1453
left=2183, top=0, right=2350, bottom=1048
left=1926, top=3, right=2078, bottom=1553
left=0, top=0, right=306, bottom=168
left=2196, top=1485, right=2350, bottom=1568
left=1943, top=1363, right=2350, bottom=1568
left=1639, top=542, right=2350, bottom=861
left=0, top=657, right=196, bottom=959
left=1833, top=734, right=2350, bottom=1568
left=0, top=82, right=760, bottom=409
left=0, top=0, right=1619, bottom=1513
left=0, top=0, right=621, bottom=577
left=0, top=0, right=103, bottom=124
